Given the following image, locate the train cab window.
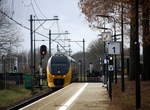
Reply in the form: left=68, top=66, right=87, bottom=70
left=50, top=56, right=70, bottom=75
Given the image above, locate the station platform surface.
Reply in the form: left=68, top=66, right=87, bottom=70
left=20, top=83, right=110, bottom=110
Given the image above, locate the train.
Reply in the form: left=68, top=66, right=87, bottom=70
left=46, top=53, right=77, bottom=89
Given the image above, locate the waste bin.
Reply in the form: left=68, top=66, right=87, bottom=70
left=23, top=74, right=32, bottom=89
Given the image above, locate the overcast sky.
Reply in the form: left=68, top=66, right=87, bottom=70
left=7, top=0, right=99, bottom=54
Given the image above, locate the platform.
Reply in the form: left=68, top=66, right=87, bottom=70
left=20, top=83, right=110, bottom=110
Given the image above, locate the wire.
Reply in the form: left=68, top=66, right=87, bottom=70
left=11, top=0, right=15, bottom=17
left=31, top=0, right=61, bottom=37
left=31, top=0, right=55, bottom=31
left=0, top=10, right=67, bottom=52
left=21, top=0, right=31, bottom=7
left=33, top=0, right=47, bottom=19
left=75, top=42, right=83, bottom=48
left=31, top=0, right=38, bottom=19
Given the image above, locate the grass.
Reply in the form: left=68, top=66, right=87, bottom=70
left=108, top=80, right=150, bottom=110
left=0, top=87, right=31, bottom=109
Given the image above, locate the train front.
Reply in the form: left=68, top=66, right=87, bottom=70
left=47, top=55, right=72, bottom=88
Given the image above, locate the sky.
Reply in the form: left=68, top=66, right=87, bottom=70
left=7, top=0, right=99, bottom=54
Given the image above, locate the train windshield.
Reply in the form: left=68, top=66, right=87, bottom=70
left=50, top=56, right=70, bottom=75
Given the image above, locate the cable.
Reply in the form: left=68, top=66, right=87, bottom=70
left=31, top=0, right=61, bottom=37
left=33, top=0, right=47, bottom=19
left=21, top=0, right=31, bottom=7
left=31, top=0, right=38, bottom=19
left=0, top=9, right=67, bottom=52
left=75, top=42, right=83, bottom=48
left=0, top=10, right=29, bottom=31
left=30, top=0, right=54, bottom=31
left=11, top=0, right=15, bottom=17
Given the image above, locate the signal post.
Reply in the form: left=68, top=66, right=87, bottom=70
left=39, top=45, right=47, bottom=88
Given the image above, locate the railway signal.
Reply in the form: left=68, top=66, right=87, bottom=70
left=39, top=45, right=47, bottom=88
left=40, top=45, right=47, bottom=56
left=108, top=55, right=113, bottom=100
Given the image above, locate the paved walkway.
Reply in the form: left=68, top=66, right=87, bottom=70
left=20, top=83, right=110, bottom=110
left=69, top=83, right=110, bottom=110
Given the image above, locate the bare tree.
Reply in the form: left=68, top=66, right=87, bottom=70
left=0, top=0, right=21, bottom=56
left=86, top=39, right=104, bottom=72
left=79, top=0, right=150, bottom=80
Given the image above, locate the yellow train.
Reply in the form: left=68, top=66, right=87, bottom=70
left=47, top=54, right=77, bottom=89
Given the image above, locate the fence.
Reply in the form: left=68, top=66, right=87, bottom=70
left=0, top=73, right=24, bottom=89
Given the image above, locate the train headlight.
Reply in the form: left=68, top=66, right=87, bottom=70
left=63, top=75, right=66, bottom=78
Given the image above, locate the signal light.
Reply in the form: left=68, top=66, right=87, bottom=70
left=109, top=56, right=113, bottom=60
left=109, top=56, right=113, bottom=65
left=40, top=45, right=47, bottom=56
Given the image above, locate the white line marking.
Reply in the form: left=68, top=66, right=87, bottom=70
left=19, top=83, right=74, bottom=110
left=58, top=83, right=88, bottom=110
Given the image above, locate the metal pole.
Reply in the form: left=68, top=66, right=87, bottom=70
left=2, top=55, right=6, bottom=89
left=49, top=30, right=51, bottom=57
left=83, top=38, right=85, bottom=82
left=33, top=16, right=36, bottom=74
left=30, top=15, right=33, bottom=90
left=135, top=0, right=141, bottom=108
left=39, top=56, right=43, bottom=89
left=4, top=56, right=6, bottom=89
left=121, top=2, right=125, bottom=92
left=103, top=42, right=106, bottom=85
left=114, top=19, right=117, bottom=84
left=81, top=61, right=82, bottom=82
left=109, top=71, right=112, bottom=100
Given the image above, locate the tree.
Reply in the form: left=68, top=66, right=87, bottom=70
left=0, top=0, right=21, bottom=56
left=142, top=0, right=150, bottom=80
left=86, top=39, right=104, bottom=72
left=79, top=0, right=150, bottom=80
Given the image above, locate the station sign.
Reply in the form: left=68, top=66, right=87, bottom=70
left=108, top=42, right=121, bottom=55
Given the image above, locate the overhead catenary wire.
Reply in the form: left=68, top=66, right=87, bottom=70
left=10, top=0, right=15, bottom=17
left=31, top=0, right=56, bottom=31
left=30, top=1, right=67, bottom=52
left=21, top=0, right=31, bottom=7
left=33, top=0, right=47, bottom=19
left=0, top=10, right=67, bottom=52
left=30, top=0, right=70, bottom=51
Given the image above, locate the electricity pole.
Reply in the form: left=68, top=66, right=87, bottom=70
left=83, top=38, right=85, bottom=82
left=121, top=2, right=125, bottom=92
left=49, top=30, right=51, bottom=57
left=30, top=15, right=33, bottom=91
left=30, top=15, right=58, bottom=89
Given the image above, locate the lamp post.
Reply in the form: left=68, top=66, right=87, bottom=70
left=96, top=15, right=118, bottom=84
